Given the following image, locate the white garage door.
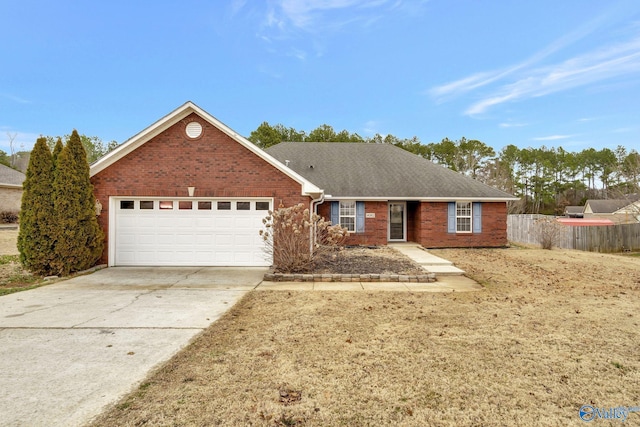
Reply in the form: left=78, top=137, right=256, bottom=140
left=113, top=198, right=272, bottom=266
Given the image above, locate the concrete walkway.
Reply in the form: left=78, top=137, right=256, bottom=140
left=0, top=267, right=265, bottom=427
left=389, top=243, right=466, bottom=275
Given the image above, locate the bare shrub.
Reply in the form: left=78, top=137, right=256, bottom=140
left=260, top=203, right=348, bottom=273
left=534, top=217, right=565, bottom=250
left=1, top=211, right=19, bottom=224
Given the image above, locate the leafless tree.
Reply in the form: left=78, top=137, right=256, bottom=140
left=6, top=132, right=17, bottom=167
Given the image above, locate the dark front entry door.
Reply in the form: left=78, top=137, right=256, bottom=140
left=388, top=202, right=406, bottom=241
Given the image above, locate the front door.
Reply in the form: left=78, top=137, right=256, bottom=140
left=388, top=202, right=406, bottom=241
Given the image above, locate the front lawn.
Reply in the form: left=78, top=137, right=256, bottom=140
left=90, top=247, right=640, bottom=426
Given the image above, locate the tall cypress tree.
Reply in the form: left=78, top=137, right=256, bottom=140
left=17, top=137, right=56, bottom=275
left=52, top=137, right=63, bottom=166
left=51, top=130, right=103, bottom=275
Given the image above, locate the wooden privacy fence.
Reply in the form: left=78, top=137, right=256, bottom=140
left=507, top=214, right=640, bottom=253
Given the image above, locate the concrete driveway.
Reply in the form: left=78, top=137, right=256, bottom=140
left=0, top=267, right=265, bottom=427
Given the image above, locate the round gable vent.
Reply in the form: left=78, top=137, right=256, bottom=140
left=185, top=121, right=203, bottom=139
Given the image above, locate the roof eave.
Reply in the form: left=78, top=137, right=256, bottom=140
left=323, top=196, right=519, bottom=202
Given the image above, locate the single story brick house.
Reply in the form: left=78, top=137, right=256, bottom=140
left=0, top=164, right=26, bottom=213
left=90, top=102, right=516, bottom=267
left=266, top=142, right=517, bottom=247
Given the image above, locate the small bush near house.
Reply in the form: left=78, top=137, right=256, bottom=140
left=1, top=211, right=19, bottom=223
left=534, top=216, right=565, bottom=250
left=260, top=203, right=348, bottom=273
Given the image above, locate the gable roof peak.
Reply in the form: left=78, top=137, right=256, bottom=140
left=90, top=102, right=322, bottom=197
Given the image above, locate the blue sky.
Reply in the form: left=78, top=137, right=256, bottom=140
left=2, top=0, right=640, bottom=156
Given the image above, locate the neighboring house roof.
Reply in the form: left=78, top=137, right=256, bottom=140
left=564, top=206, right=584, bottom=216
left=90, top=101, right=322, bottom=198
left=584, top=199, right=635, bottom=214
left=266, top=142, right=516, bottom=200
left=613, top=200, right=640, bottom=215
left=0, top=164, right=25, bottom=188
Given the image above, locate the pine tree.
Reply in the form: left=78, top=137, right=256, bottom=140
left=17, top=137, right=56, bottom=275
left=52, top=137, right=63, bottom=166
left=51, top=130, right=103, bottom=275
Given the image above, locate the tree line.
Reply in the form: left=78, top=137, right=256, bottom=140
left=0, top=134, right=118, bottom=172
left=249, top=122, right=640, bottom=214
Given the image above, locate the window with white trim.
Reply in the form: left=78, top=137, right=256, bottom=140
left=456, top=202, right=472, bottom=233
left=339, top=201, right=356, bottom=232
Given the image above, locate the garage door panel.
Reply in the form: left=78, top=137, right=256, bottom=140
left=193, top=251, right=215, bottom=263
left=216, top=217, right=234, bottom=228
left=234, top=217, right=254, bottom=229
left=114, top=198, right=272, bottom=266
left=175, top=234, right=195, bottom=245
left=156, top=217, right=177, bottom=228
left=195, top=234, right=214, bottom=245
left=234, top=234, right=253, bottom=247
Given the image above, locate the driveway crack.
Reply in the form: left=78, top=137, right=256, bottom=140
left=170, top=268, right=205, bottom=288
left=71, top=289, right=155, bottom=328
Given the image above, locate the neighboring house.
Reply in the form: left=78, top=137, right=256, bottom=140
left=564, top=206, right=584, bottom=218
left=0, top=164, right=25, bottom=213
left=584, top=197, right=640, bottom=224
left=267, top=142, right=517, bottom=248
left=613, top=200, right=640, bottom=223
left=89, top=102, right=517, bottom=267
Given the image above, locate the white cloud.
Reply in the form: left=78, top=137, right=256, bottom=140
left=1, top=94, right=30, bottom=104
left=532, top=134, right=577, bottom=141
left=430, top=7, right=640, bottom=116
left=499, top=122, right=527, bottom=128
left=276, top=0, right=387, bottom=29
left=362, top=120, right=381, bottom=135
left=461, top=36, right=640, bottom=115
left=612, top=127, right=634, bottom=133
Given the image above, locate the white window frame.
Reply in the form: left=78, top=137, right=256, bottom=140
left=456, top=201, right=472, bottom=233
left=339, top=200, right=356, bottom=232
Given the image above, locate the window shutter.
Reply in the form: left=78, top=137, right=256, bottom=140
left=356, top=201, right=365, bottom=233
left=330, top=201, right=339, bottom=225
left=473, top=202, right=482, bottom=233
left=447, top=202, right=456, bottom=234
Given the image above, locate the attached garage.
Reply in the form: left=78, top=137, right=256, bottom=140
left=90, top=102, right=322, bottom=267
left=112, top=198, right=272, bottom=266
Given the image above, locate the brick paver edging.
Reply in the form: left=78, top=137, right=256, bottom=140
left=263, top=272, right=437, bottom=283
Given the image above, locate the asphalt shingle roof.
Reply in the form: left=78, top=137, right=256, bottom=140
left=266, top=142, right=514, bottom=200
left=0, top=164, right=25, bottom=186
left=586, top=199, right=637, bottom=213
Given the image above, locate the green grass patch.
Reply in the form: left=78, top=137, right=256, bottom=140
left=0, top=254, right=19, bottom=265
left=621, top=252, right=640, bottom=257
left=0, top=284, right=44, bottom=296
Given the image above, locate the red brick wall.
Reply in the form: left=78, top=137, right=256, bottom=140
left=316, top=201, right=388, bottom=246
left=415, top=201, right=508, bottom=248
left=91, top=113, right=310, bottom=264
left=316, top=200, right=508, bottom=248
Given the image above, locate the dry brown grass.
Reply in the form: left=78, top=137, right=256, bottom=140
left=0, top=228, right=19, bottom=255
left=89, top=246, right=640, bottom=426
